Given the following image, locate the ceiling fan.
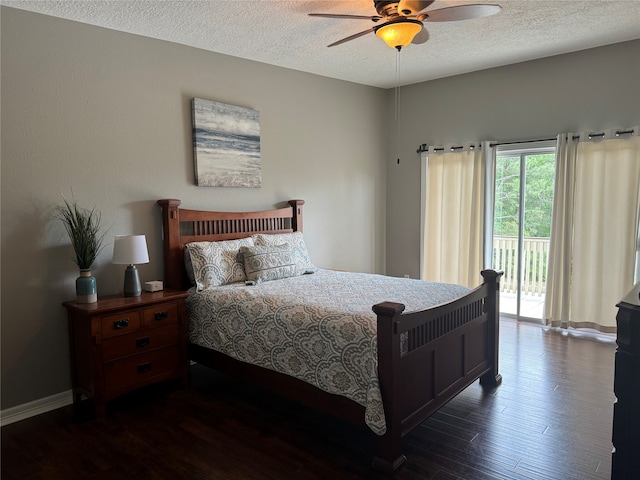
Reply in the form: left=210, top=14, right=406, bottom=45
left=309, top=0, right=501, bottom=50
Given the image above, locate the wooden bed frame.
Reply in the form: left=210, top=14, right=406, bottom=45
left=158, top=198, right=503, bottom=473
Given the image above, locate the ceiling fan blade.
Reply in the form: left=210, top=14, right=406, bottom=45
left=422, top=4, right=501, bottom=22
left=397, top=0, right=435, bottom=15
left=327, top=27, right=375, bottom=47
left=411, top=27, right=429, bottom=45
left=309, top=13, right=381, bottom=21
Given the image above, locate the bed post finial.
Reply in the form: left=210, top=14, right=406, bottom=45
left=288, top=199, right=305, bottom=233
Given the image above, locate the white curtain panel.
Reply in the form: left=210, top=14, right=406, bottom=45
left=571, top=132, right=640, bottom=331
left=545, top=128, right=640, bottom=332
left=420, top=143, right=491, bottom=288
left=545, top=133, right=579, bottom=328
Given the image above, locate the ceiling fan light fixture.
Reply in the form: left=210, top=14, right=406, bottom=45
left=374, top=19, right=423, bottom=49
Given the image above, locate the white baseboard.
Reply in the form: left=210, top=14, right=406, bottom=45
left=1, top=390, right=74, bottom=426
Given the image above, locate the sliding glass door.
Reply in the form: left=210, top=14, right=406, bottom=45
left=493, top=142, right=555, bottom=320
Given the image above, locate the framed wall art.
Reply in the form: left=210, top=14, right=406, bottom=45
left=192, top=98, right=261, bottom=187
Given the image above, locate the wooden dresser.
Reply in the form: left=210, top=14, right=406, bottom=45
left=63, top=289, right=190, bottom=417
left=612, top=282, right=640, bottom=479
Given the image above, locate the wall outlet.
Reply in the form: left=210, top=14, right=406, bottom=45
left=403, top=274, right=410, bottom=278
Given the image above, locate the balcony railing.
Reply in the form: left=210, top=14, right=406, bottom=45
left=493, top=236, right=550, bottom=296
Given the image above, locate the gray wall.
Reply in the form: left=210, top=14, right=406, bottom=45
left=386, top=40, right=640, bottom=279
left=0, top=7, right=387, bottom=410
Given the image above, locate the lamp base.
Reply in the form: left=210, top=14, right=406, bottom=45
left=123, top=265, right=141, bottom=297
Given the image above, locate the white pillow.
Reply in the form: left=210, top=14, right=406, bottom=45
left=252, top=232, right=316, bottom=274
left=185, top=237, right=254, bottom=291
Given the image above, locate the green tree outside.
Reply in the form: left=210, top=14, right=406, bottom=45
left=494, top=153, right=555, bottom=238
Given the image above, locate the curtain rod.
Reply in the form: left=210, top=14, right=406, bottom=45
left=416, top=129, right=635, bottom=153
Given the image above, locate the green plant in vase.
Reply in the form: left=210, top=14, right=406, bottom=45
left=57, top=195, right=107, bottom=303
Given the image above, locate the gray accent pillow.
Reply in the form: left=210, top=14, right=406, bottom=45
left=252, top=232, right=316, bottom=274
left=239, top=244, right=298, bottom=283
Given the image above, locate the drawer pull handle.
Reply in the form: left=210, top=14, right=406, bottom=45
left=135, top=336, right=150, bottom=347
left=113, top=319, right=129, bottom=330
left=154, top=311, right=169, bottom=321
left=137, top=362, right=152, bottom=374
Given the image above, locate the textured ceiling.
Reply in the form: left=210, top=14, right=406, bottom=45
left=3, top=0, right=640, bottom=88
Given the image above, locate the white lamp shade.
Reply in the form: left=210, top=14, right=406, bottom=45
left=112, top=235, right=149, bottom=265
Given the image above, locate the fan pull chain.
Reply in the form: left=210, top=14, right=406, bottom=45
left=395, top=47, right=400, bottom=164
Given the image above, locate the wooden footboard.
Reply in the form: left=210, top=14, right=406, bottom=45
left=373, top=269, right=502, bottom=472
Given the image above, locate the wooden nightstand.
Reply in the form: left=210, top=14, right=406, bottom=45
left=63, top=289, right=190, bottom=417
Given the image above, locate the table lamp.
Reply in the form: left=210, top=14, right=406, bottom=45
left=112, top=235, right=149, bottom=297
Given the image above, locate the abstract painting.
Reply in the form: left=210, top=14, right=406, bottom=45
left=192, top=98, right=261, bottom=187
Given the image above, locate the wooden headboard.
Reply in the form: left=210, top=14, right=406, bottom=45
left=157, top=199, right=304, bottom=291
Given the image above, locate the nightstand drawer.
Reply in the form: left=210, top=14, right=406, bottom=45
left=102, top=323, right=180, bottom=361
left=143, top=301, right=179, bottom=327
left=101, top=311, right=142, bottom=337
left=104, top=346, right=179, bottom=395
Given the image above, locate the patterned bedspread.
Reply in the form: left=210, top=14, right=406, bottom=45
left=186, top=268, right=469, bottom=435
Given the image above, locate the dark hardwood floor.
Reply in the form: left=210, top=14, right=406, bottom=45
left=1, top=319, right=617, bottom=480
